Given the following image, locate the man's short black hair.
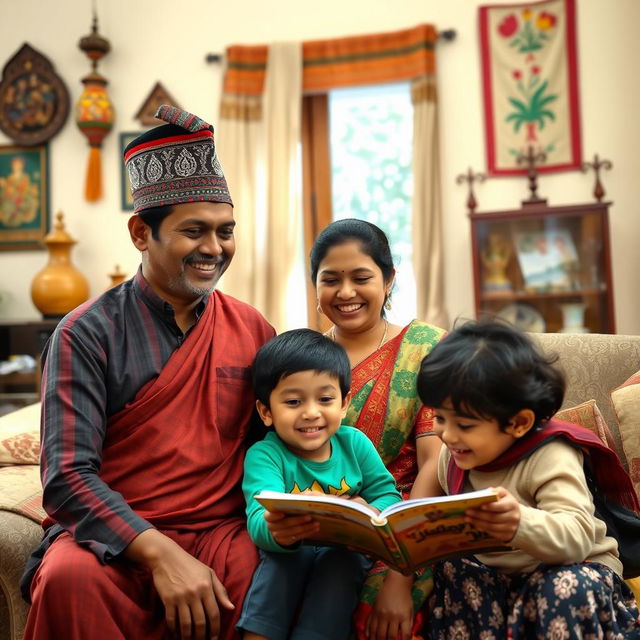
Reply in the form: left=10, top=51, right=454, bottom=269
left=137, top=205, right=174, bottom=240
left=252, top=329, right=351, bottom=406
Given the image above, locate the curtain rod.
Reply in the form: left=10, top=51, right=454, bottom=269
left=205, top=29, right=456, bottom=64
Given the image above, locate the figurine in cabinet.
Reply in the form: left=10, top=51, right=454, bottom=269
left=481, top=232, right=512, bottom=293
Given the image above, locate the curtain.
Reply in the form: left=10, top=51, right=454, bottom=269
left=219, top=24, right=448, bottom=330
left=412, top=75, right=449, bottom=329
left=218, top=43, right=302, bottom=332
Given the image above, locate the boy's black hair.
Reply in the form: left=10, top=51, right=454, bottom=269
left=417, top=319, right=565, bottom=429
left=137, top=204, right=174, bottom=240
left=252, top=329, right=351, bottom=406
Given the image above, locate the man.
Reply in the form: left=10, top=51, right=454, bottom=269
left=20, top=105, right=275, bottom=640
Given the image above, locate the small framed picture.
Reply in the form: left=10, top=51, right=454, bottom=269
left=119, top=132, right=141, bottom=211
left=514, top=229, right=579, bottom=292
left=0, top=143, right=49, bottom=250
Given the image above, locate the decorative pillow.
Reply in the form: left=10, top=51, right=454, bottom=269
left=628, top=576, right=640, bottom=602
left=0, top=402, right=41, bottom=465
left=555, top=399, right=617, bottom=450
left=0, top=465, right=45, bottom=523
left=611, top=370, right=640, bottom=502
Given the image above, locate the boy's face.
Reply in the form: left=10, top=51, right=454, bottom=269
left=256, top=370, right=350, bottom=462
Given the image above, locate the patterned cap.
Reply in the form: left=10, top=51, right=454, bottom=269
left=123, top=105, right=232, bottom=213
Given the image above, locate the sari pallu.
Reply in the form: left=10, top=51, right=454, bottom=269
left=344, top=320, right=445, bottom=640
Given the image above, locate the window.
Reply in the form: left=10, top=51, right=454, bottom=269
left=302, top=83, right=416, bottom=329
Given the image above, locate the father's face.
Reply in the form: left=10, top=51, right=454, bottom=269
left=134, top=201, right=236, bottom=304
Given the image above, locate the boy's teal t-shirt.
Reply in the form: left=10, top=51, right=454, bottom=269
left=243, top=425, right=402, bottom=551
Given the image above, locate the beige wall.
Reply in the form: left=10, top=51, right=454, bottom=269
left=1, top=0, right=638, bottom=333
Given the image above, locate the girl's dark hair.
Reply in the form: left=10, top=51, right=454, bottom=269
left=137, top=205, right=174, bottom=240
left=310, top=217, right=395, bottom=286
left=417, top=319, right=565, bottom=429
left=252, top=329, right=351, bottom=407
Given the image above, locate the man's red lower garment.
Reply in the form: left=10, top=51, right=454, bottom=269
left=24, top=519, right=257, bottom=640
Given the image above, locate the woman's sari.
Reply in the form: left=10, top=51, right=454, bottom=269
left=344, top=320, right=445, bottom=640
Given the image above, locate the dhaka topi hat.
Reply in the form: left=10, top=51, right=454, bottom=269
left=123, top=104, right=232, bottom=214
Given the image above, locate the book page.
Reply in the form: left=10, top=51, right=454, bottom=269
left=255, top=492, right=400, bottom=566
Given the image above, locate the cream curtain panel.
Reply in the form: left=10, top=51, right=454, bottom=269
left=219, top=25, right=448, bottom=330
left=218, top=44, right=302, bottom=332
left=412, top=76, right=449, bottom=329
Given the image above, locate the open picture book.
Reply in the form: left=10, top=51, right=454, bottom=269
left=255, top=487, right=509, bottom=575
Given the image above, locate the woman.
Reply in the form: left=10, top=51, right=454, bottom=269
left=310, top=218, right=446, bottom=640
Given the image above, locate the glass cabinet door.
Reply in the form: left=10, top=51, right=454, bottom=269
left=470, top=203, right=614, bottom=334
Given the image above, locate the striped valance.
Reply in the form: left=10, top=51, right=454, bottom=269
left=223, top=24, right=437, bottom=97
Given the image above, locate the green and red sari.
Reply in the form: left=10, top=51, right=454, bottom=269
left=344, top=320, right=445, bottom=640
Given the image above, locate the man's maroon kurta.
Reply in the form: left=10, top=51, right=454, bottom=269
left=25, top=288, right=274, bottom=640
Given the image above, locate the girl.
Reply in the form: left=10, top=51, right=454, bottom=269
left=416, top=319, right=640, bottom=639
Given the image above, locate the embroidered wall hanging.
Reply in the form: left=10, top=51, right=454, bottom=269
left=479, top=0, right=581, bottom=175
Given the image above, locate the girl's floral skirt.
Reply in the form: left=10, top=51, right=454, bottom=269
left=424, top=557, right=640, bottom=639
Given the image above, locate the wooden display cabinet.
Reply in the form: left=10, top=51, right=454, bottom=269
left=469, top=200, right=615, bottom=334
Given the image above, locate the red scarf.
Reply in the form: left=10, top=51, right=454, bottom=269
left=98, top=291, right=274, bottom=530
left=447, top=418, right=640, bottom=513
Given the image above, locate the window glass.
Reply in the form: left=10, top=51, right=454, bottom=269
left=328, top=83, right=416, bottom=325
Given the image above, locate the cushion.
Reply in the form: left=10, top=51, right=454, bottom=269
left=0, top=465, right=45, bottom=523
left=611, top=370, right=640, bottom=502
left=0, top=402, right=41, bottom=465
left=628, top=576, right=640, bottom=602
left=555, top=399, right=617, bottom=450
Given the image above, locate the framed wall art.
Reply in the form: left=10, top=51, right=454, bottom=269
left=135, top=82, right=181, bottom=126
left=0, top=43, right=70, bottom=146
left=119, top=132, right=141, bottom=211
left=0, top=144, right=49, bottom=250
left=479, top=0, right=582, bottom=175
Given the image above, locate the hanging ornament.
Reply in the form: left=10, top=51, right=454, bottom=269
left=75, top=12, right=114, bottom=202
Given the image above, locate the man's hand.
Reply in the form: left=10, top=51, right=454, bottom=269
left=367, top=570, right=414, bottom=640
left=125, top=529, right=234, bottom=639
left=465, top=486, right=521, bottom=543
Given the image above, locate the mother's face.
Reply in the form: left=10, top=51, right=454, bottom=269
left=315, top=240, right=391, bottom=334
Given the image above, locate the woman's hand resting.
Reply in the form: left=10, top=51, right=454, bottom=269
left=367, top=570, right=414, bottom=640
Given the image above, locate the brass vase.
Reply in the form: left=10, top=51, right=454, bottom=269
left=107, top=264, right=126, bottom=289
left=30, top=211, right=90, bottom=318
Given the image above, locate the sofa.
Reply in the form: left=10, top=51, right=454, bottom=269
left=1, top=332, right=639, bottom=640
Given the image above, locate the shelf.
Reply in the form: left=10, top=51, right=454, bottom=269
left=481, top=287, right=607, bottom=302
left=469, top=201, right=615, bottom=333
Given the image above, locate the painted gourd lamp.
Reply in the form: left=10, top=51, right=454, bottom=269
left=75, top=13, right=114, bottom=201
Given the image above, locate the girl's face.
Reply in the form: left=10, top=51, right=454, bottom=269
left=315, top=241, right=392, bottom=335
left=433, top=400, right=521, bottom=470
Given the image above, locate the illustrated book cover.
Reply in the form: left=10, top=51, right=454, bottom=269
left=255, top=488, right=508, bottom=574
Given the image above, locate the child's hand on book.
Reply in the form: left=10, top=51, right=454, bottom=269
left=302, top=489, right=379, bottom=514
left=464, top=486, right=520, bottom=543
left=344, top=495, right=379, bottom=513
left=263, top=508, right=321, bottom=547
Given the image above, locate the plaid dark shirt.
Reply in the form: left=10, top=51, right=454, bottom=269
left=37, top=267, right=271, bottom=561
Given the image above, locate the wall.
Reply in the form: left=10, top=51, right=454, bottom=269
left=1, top=0, right=638, bottom=333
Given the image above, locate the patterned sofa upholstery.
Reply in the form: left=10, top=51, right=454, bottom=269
left=0, top=333, right=639, bottom=640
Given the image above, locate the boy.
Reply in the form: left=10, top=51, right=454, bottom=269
left=237, top=329, right=402, bottom=640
